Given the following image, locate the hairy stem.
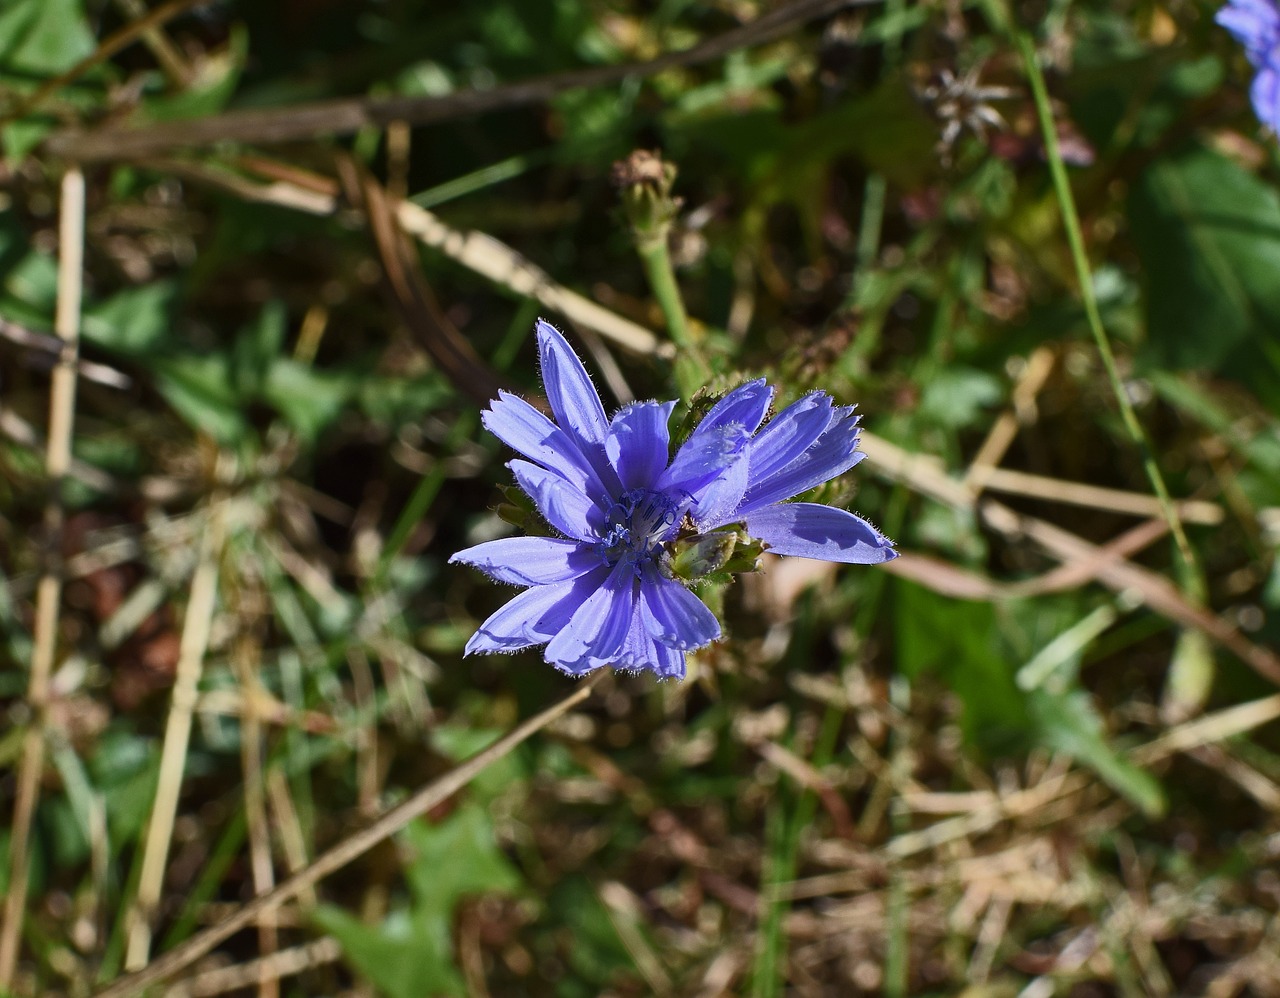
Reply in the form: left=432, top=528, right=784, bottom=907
left=636, top=235, right=710, bottom=398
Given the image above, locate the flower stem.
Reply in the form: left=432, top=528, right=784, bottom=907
left=1014, top=30, right=1207, bottom=604
left=636, top=232, right=710, bottom=398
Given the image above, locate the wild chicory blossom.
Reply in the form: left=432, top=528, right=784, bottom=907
left=450, top=320, right=896, bottom=679
left=1218, top=0, right=1280, bottom=132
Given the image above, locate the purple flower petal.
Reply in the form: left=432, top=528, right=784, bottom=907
left=735, top=408, right=865, bottom=515
left=450, top=536, right=602, bottom=586
left=659, top=421, right=751, bottom=494
left=689, top=451, right=750, bottom=526
left=744, top=503, right=897, bottom=564
left=639, top=568, right=721, bottom=650
left=1219, top=0, right=1280, bottom=64
left=650, top=643, right=687, bottom=679
left=746, top=392, right=834, bottom=485
left=1252, top=64, right=1280, bottom=132
left=679, top=381, right=775, bottom=524
left=608, top=601, right=690, bottom=678
left=464, top=569, right=610, bottom=654
left=544, top=561, right=638, bottom=674
left=694, top=379, right=774, bottom=437
left=537, top=320, right=609, bottom=448
left=509, top=459, right=603, bottom=541
left=482, top=391, right=608, bottom=503
left=606, top=401, right=675, bottom=490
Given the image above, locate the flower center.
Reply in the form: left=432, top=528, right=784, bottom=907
left=597, top=488, right=679, bottom=571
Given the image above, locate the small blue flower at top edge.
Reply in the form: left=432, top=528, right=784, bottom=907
left=449, top=319, right=897, bottom=680
left=1218, top=0, right=1280, bottom=133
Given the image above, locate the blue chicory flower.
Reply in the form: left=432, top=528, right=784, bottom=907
left=450, top=320, right=896, bottom=679
left=1218, top=0, right=1280, bottom=132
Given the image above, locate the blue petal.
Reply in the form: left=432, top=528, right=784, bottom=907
left=450, top=536, right=601, bottom=586
left=746, top=392, right=834, bottom=485
left=680, top=381, right=774, bottom=525
left=694, top=379, right=773, bottom=437
left=544, top=561, right=638, bottom=674
left=537, top=320, right=609, bottom=448
left=689, top=451, right=750, bottom=527
left=1252, top=65, right=1280, bottom=131
left=745, top=503, right=897, bottom=564
left=735, top=408, right=864, bottom=515
left=464, top=569, right=610, bottom=654
left=650, top=643, right=687, bottom=679
left=482, top=391, right=608, bottom=503
left=638, top=568, right=720, bottom=650
left=659, top=421, right=751, bottom=494
left=606, top=401, right=675, bottom=490
left=1218, top=0, right=1280, bottom=62
left=509, top=460, right=603, bottom=541
left=607, top=602, right=690, bottom=679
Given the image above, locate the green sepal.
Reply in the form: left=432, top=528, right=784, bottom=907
left=663, top=523, right=767, bottom=583
left=668, top=389, right=723, bottom=450
left=493, top=485, right=552, bottom=536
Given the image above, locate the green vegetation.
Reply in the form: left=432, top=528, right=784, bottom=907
left=2, top=1, right=1280, bottom=995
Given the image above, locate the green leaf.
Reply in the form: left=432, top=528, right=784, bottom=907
left=82, top=280, right=179, bottom=355
left=894, top=580, right=1029, bottom=752
left=1028, top=687, right=1166, bottom=817
left=314, top=907, right=462, bottom=998
left=1129, top=144, right=1280, bottom=402
left=140, top=25, right=247, bottom=122
left=400, top=805, right=521, bottom=914
left=917, top=366, right=1003, bottom=430
left=232, top=300, right=287, bottom=397
left=0, top=0, right=95, bottom=76
left=154, top=354, right=248, bottom=444
left=262, top=360, right=354, bottom=440
left=317, top=804, right=520, bottom=998
left=3, top=248, right=58, bottom=315
left=431, top=727, right=525, bottom=802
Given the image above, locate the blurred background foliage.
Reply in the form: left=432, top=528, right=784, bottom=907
left=2, top=0, right=1280, bottom=995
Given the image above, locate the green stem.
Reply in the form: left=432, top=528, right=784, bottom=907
left=636, top=233, right=711, bottom=398
left=1015, top=31, right=1206, bottom=604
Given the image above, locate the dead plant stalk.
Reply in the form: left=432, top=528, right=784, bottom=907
left=125, top=494, right=229, bottom=970
left=0, top=166, right=85, bottom=987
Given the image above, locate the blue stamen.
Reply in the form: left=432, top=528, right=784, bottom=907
left=597, top=488, right=679, bottom=573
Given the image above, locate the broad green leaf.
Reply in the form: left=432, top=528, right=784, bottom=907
left=232, top=300, right=287, bottom=397
left=917, top=366, right=1003, bottom=430
left=894, top=580, right=1029, bottom=752
left=318, top=805, right=520, bottom=998
left=154, top=354, right=248, bottom=444
left=262, top=360, right=353, bottom=440
left=400, top=805, right=521, bottom=914
left=0, top=0, right=95, bottom=76
left=431, top=727, right=525, bottom=802
left=314, top=906, right=462, bottom=998
left=83, top=280, right=179, bottom=355
left=1129, top=144, right=1280, bottom=402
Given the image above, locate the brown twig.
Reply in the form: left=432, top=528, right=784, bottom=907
left=339, top=160, right=507, bottom=406
left=92, top=672, right=605, bottom=998
left=0, top=315, right=132, bottom=388
left=46, top=0, right=867, bottom=161
left=0, top=166, right=85, bottom=987
left=144, top=155, right=669, bottom=358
